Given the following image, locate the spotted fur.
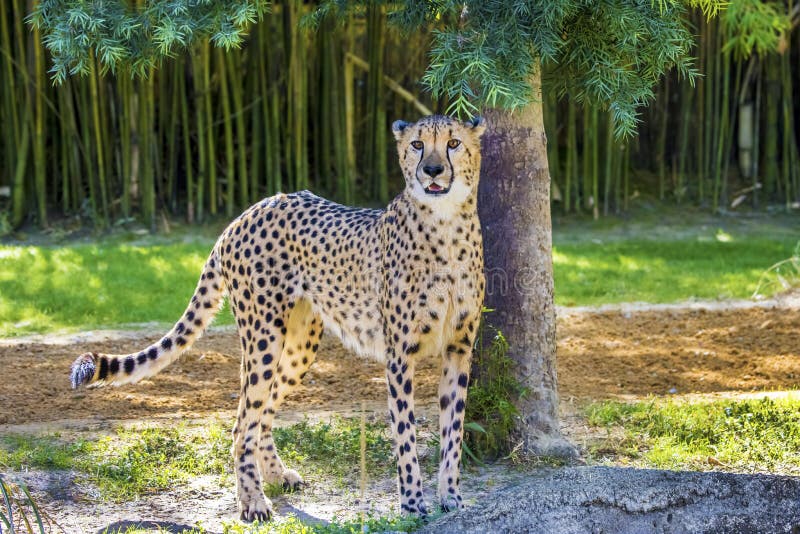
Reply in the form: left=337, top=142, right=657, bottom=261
left=70, top=114, right=486, bottom=521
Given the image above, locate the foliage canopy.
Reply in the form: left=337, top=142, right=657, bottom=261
left=35, top=0, right=729, bottom=135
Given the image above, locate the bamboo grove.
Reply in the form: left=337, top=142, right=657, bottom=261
left=0, top=2, right=798, bottom=231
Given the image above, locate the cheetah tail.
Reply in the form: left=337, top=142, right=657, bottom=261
left=70, top=250, right=226, bottom=389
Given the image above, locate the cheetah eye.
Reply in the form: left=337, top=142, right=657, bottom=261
left=411, top=141, right=424, bottom=150
left=447, top=139, right=461, bottom=149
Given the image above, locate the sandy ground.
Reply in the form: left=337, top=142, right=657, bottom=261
left=1, top=304, right=799, bottom=426
left=1, top=301, right=799, bottom=532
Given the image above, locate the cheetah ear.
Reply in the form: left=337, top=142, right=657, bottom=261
left=392, top=120, right=411, bottom=141
left=466, top=116, right=486, bottom=138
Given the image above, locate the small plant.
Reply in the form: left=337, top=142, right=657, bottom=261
left=752, top=241, right=800, bottom=299
left=464, top=317, right=528, bottom=461
left=0, top=474, right=52, bottom=534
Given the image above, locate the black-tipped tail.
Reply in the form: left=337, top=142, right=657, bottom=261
left=71, top=352, right=98, bottom=389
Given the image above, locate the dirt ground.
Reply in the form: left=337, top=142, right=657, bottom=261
left=1, top=304, right=799, bottom=426
left=1, top=302, right=799, bottom=532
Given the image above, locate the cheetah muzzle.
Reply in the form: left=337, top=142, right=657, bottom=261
left=70, top=114, right=487, bottom=521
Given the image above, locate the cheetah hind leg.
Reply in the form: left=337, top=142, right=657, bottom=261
left=256, top=299, right=322, bottom=493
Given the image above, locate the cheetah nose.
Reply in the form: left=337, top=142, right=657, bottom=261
left=423, top=164, right=445, bottom=178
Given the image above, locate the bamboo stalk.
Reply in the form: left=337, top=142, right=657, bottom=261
left=179, top=62, right=195, bottom=223
left=32, top=2, right=47, bottom=226
left=656, top=76, right=670, bottom=201
left=118, top=74, right=132, bottom=217
left=780, top=49, right=795, bottom=209
left=591, top=106, right=599, bottom=220
left=11, top=116, right=30, bottom=227
left=343, top=15, right=357, bottom=201
left=752, top=62, right=762, bottom=208
left=218, top=47, right=236, bottom=217
left=89, top=52, right=109, bottom=225
left=192, top=50, right=206, bottom=221
left=227, top=51, right=249, bottom=208
left=603, top=112, right=614, bottom=216
left=677, top=75, right=692, bottom=204
left=564, top=98, right=576, bottom=213
left=763, top=54, right=780, bottom=199
left=203, top=40, right=216, bottom=215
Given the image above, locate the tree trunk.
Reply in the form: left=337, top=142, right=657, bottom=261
left=477, top=74, right=576, bottom=458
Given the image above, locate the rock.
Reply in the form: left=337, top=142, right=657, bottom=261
left=422, top=466, right=800, bottom=534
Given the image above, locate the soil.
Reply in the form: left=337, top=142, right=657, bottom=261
left=1, top=305, right=799, bottom=426
left=1, top=302, right=799, bottom=532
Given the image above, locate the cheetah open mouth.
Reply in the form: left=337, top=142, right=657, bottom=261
left=424, top=182, right=450, bottom=195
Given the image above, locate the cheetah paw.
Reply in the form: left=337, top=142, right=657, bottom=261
left=282, top=469, right=306, bottom=492
left=439, top=494, right=464, bottom=513
left=401, top=500, right=429, bottom=516
left=239, top=494, right=274, bottom=523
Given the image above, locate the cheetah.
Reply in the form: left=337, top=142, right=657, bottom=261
left=70, top=114, right=487, bottom=521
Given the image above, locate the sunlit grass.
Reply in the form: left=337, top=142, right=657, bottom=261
left=553, top=237, right=797, bottom=306
left=221, top=513, right=428, bottom=534
left=584, top=395, right=800, bottom=474
left=0, top=241, right=228, bottom=337
left=0, top=417, right=392, bottom=502
left=0, top=225, right=796, bottom=336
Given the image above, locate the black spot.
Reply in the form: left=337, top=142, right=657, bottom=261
left=440, top=395, right=450, bottom=409
left=250, top=372, right=259, bottom=385
left=148, top=348, right=158, bottom=360
left=123, top=357, right=135, bottom=374
left=262, top=353, right=273, bottom=365
left=455, top=399, right=465, bottom=413
left=258, top=339, right=267, bottom=351
left=109, top=358, right=120, bottom=374
left=457, top=373, right=468, bottom=388
left=161, top=338, right=172, bottom=350
left=98, top=357, right=109, bottom=380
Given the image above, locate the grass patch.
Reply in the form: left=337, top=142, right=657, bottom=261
left=0, top=224, right=797, bottom=336
left=0, top=240, right=224, bottom=337
left=0, top=425, right=231, bottom=501
left=222, top=513, right=427, bottom=534
left=553, top=236, right=797, bottom=306
left=0, top=418, right=392, bottom=501
left=273, top=417, right=393, bottom=482
left=585, top=396, right=800, bottom=474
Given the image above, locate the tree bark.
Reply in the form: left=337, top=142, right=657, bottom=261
left=477, top=74, right=576, bottom=458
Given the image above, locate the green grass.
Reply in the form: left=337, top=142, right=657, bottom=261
left=553, top=236, right=797, bottom=306
left=584, top=395, right=800, bottom=474
left=0, top=418, right=392, bottom=501
left=0, top=218, right=796, bottom=336
left=273, top=417, right=393, bottom=482
left=222, top=513, right=428, bottom=534
left=0, top=424, right=231, bottom=501
left=0, top=240, right=227, bottom=336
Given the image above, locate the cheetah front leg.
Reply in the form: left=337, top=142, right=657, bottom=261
left=437, top=316, right=479, bottom=511
left=385, top=346, right=427, bottom=515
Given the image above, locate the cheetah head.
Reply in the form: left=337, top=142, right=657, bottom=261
left=392, top=115, right=486, bottom=213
